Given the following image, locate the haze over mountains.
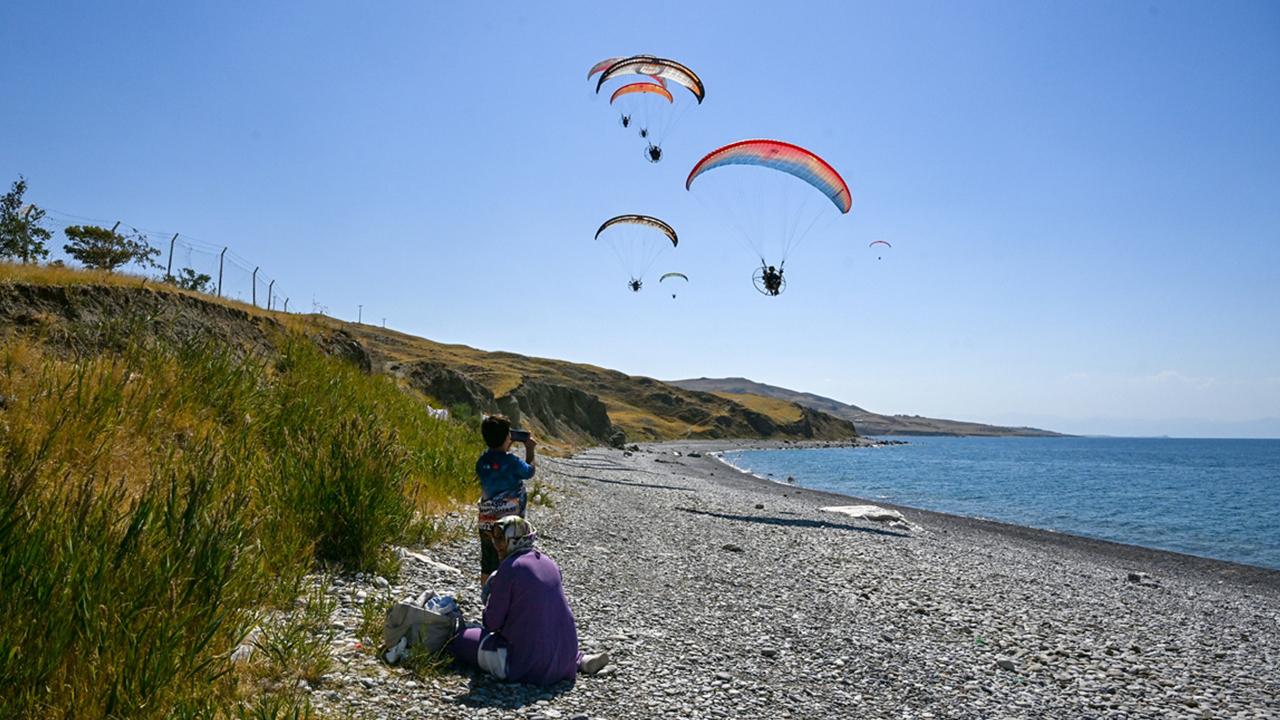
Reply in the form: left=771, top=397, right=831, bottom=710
left=669, top=377, right=1064, bottom=437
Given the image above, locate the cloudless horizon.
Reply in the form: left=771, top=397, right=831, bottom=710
left=3, top=1, right=1278, bottom=437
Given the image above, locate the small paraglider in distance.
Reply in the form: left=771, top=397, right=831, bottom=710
left=659, top=272, right=688, bottom=298
left=869, top=239, right=891, bottom=260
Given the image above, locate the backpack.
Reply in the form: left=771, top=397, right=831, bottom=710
left=381, top=590, right=462, bottom=661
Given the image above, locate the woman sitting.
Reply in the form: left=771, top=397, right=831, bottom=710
left=448, top=516, right=608, bottom=685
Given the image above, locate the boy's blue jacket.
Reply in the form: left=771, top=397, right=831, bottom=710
left=476, top=449, right=535, bottom=501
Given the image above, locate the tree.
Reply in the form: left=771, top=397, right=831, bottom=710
left=0, top=176, right=52, bottom=263
left=63, top=225, right=161, bottom=272
left=166, top=267, right=213, bottom=293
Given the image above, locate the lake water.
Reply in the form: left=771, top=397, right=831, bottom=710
left=722, top=437, right=1280, bottom=570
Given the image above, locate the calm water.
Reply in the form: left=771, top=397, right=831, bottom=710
left=723, top=437, right=1280, bottom=570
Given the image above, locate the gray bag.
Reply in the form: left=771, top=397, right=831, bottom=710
left=382, top=590, right=462, bottom=658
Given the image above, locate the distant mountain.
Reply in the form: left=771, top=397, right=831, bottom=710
left=668, top=377, right=1065, bottom=437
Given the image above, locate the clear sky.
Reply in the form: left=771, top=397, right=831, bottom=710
left=3, top=1, right=1278, bottom=437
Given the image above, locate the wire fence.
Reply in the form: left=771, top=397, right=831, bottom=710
left=41, top=209, right=293, bottom=312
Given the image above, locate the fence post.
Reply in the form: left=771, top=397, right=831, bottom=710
left=217, top=248, right=227, bottom=297
left=267, top=280, right=275, bottom=310
left=358, top=304, right=362, bottom=324
left=110, top=221, right=121, bottom=233
left=166, top=234, right=178, bottom=278
left=251, top=267, right=259, bottom=307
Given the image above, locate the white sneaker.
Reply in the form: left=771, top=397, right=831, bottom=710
left=578, top=651, right=610, bottom=675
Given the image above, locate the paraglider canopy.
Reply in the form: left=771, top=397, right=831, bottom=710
left=686, top=139, right=852, bottom=213
left=595, top=55, right=705, bottom=103
left=869, top=239, right=891, bottom=260
left=594, top=215, right=678, bottom=247
left=610, top=82, right=674, bottom=105
left=660, top=271, right=688, bottom=299
left=588, top=57, right=626, bottom=79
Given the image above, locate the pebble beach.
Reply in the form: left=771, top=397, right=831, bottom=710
left=311, top=442, right=1280, bottom=720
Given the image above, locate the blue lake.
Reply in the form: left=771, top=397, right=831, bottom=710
left=723, top=437, right=1280, bottom=570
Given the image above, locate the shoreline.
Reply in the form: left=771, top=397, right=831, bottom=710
left=311, top=441, right=1280, bottom=719
left=666, top=438, right=1280, bottom=591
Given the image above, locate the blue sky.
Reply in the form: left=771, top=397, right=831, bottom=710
left=3, top=1, right=1278, bottom=436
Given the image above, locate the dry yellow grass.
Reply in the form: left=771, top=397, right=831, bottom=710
left=0, top=260, right=304, bottom=321
left=712, top=391, right=806, bottom=423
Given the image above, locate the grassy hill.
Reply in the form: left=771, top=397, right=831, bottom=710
left=300, top=316, right=857, bottom=446
left=0, top=264, right=858, bottom=450
left=671, top=376, right=1065, bottom=437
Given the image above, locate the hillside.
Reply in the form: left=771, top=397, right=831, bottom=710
left=305, top=318, right=857, bottom=446
left=0, top=266, right=857, bottom=448
left=670, top=377, right=1064, bottom=437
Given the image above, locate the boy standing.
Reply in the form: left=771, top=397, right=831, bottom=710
left=476, top=414, right=536, bottom=584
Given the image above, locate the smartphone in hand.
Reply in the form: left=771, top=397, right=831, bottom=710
left=510, top=429, right=531, bottom=442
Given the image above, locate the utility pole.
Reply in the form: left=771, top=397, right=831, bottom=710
left=165, top=234, right=178, bottom=278
left=251, top=267, right=259, bottom=307
left=267, top=280, right=275, bottom=310
left=358, top=305, right=362, bottom=324
left=382, top=318, right=386, bottom=328
left=217, top=247, right=227, bottom=297
left=284, top=297, right=289, bottom=313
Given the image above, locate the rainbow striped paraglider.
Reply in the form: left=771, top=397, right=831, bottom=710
left=686, top=139, right=852, bottom=295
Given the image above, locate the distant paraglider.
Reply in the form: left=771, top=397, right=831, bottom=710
left=592, top=55, right=704, bottom=162
left=686, top=139, right=852, bottom=296
left=595, top=214, right=679, bottom=292
left=659, top=272, right=688, bottom=298
left=869, top=239, right=891, bottom=260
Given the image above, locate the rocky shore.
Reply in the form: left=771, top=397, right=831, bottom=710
left=310, top=442, right=1280, bottom=719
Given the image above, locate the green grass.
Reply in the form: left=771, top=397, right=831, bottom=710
left=0, top=328, right=475, bottom=718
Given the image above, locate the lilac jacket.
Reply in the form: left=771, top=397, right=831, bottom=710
left=483, top=549, right=580, bottom=685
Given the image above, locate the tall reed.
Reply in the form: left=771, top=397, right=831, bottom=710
left=0, top=330, right=473, bottom=717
